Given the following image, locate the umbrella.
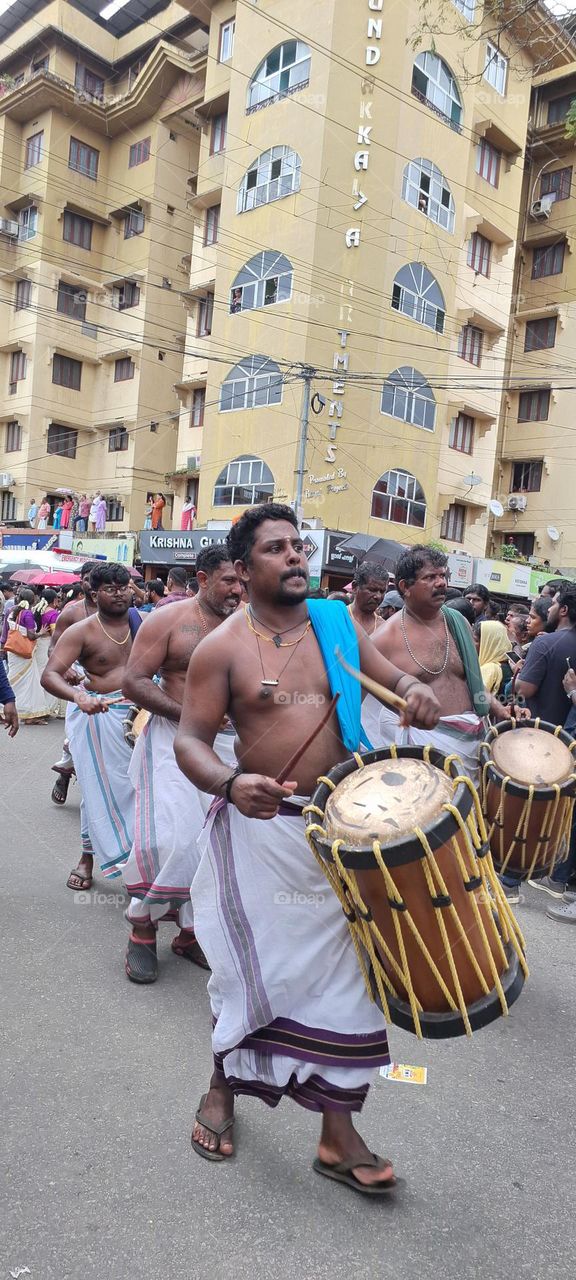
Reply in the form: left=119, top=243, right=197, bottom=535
left=8, top=568, right=43, bottom=584
left=335, top=534, right=406, bottom=571
left=29, top=570, right=82, bottom=587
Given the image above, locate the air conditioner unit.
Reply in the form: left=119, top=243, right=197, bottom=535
left=507, top=494, right=528, bottom=512
left=530, top=194, right=555, bottom=221
left=0, top=472, right=14, bottom=487
left=0, top=218, right=19, bottom=236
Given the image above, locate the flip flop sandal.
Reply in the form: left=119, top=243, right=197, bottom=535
left=52, top=773, right=72, bottom=805
left=312, top=1154, right=397, bottom=1197
left=125, top=935, right=158, bottom=984
left=171, top=936, right=210, bottom=970
left=66, top=869, right=93, bottom=891
left=192, top=1092, right=235, bottom=1162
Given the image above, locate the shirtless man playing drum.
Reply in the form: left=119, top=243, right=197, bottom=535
left=121, top=546, right=242, bottom=982
left=372, top=544, right=513, bottom=782
left=41, top=564, right=136, bottom=890
left=174, top=504, right=439, bottom=1193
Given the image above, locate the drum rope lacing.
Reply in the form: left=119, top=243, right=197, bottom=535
left=304, top=745, right=528, bottom=1039
left=480, top=718, right=576, bottom=879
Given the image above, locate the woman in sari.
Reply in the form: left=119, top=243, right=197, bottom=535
left=478, top=621, right=513, bottom=698
left=5, top=590, right=56, bottom=724
left=33, top=589, right=63, bottom=716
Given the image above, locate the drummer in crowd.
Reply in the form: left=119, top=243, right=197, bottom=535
left=174, top=503, right=439, bottom=1190
left=373, top=545, right=517, bottom=794
left=347, top=562, right=388, bottom=636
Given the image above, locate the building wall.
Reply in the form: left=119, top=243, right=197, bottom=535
left=494, top=64, right=576, bottom=566
left=173, top=0, right=553, bottom=551
left=0, top=8, right=204, bottom=526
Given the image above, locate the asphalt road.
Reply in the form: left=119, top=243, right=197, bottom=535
left=1, top=720, right=574, bottom=1280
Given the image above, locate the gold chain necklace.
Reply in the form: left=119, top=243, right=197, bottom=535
left=244, top=604, right=311, bottom=648
left=350, top=605, right=377, bottom=636
left=96, top=612, right=131, bottom=646
left=245, top=608, right=311, bottom=697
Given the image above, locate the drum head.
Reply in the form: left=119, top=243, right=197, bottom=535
left=491, top=727, right=573, bottom=787
left=323, top=758, right=453, bottom=848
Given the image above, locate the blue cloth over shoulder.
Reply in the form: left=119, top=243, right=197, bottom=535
left=307, top=599, right=372, bottom=751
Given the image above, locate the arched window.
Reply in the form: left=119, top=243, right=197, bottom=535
left=247, top=41, right=311, bottom=112
left=220, top=355, right=283, bottom=412
left=371, top=470, right=427, bottom=528
left=402, top=158, right=455, bottom=233
left=213, top=455, right=275, bottom=506
left=391, top=264, right=445, bottom=333
left=411, top=52, right=462, bottom=129
left=230, top=251, right=293, bottom=314
left=237, top=146, right=301, bottom=214
left=381, top=366, right=436, bottom=432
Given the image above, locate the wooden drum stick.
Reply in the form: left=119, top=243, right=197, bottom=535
left=276, top=693, right=340, bottom=784
left=334, top=646, right=408, bottom=713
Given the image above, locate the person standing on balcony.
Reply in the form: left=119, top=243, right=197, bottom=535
left=181, top=498, right=196, bottom=531
left=27, top=499, right=38, bottom=528
left=37, top=497, right=51, bottom=530
left=95, top=495, right=107, bottom=533
left=151, top=493, right=166, bottom=531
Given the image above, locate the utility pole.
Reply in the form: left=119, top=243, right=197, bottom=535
left=294, top=365, right=315, bottom=521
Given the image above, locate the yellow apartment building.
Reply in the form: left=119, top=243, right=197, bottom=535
left=492, top=56, right=576, bottom=568
left=0, top=0, right=208, bottom=530
left=172, top=0, right=572, bottom=551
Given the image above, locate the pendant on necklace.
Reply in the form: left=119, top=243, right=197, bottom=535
left=260, top=679, right=279, bottom=699
left=273, top=634, right=282, bottom=648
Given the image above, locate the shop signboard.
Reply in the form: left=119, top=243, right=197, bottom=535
left=475, top=558, right=531, bottom=597
left=322, top=530, right=356, bottom=575
left=138, top=528, right=230, bottom=566
left=446, top=553, right=473, bottom=590
left=0, top=532, right=55, bottom=550
left=71, top=535, right=136, bottom=565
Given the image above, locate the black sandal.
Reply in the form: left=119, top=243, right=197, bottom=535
left=52, top=772, right=72, bottom=805
left=125, top=935, right=158, bottom=984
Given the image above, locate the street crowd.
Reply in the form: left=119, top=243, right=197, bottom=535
left=2, top=504, right=576, bottom=1194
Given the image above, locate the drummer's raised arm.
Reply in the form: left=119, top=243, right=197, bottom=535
left=355, top=627, right=440, bottom=729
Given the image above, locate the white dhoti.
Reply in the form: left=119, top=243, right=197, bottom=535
left=123, top=716, right=236, bottom=928
left=372, top=701, right=485, bottom=787
left=6, top=630, right=56, bottom=722
left=192, top=800, right=390, bottom=1112
left=66, top=692, right=134, bottom=878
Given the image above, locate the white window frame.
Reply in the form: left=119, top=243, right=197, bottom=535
left=191, top=387, right=205, bottom=426
left=371, top=469, right=427, bottom=528
left=18, top=204, right=37, bottom=241
left=219, top=19, right=235, bottom=63
left=220, top=357, right=283, bottom=412
left=391, top=264, right=445, bottom=333
left=230, top=251, right=293, bottom=314
left=380, top=366, right=436, bottom=432
left=411, top=52, right=462, bottom=129
left=213, top=455, right=275, bottom=506
left=484, top=41, right=508, bottom=96
left=238, top=146, right=301, bottom=214
left=247, top=40, right=311, bottom=112
left=402, top=159, right=455, bottom=233
left=452, top=0, right=475, bottom=18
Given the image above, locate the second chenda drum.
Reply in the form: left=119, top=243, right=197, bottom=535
left=304, top=747, right=527, bottom=1040
left=480, top=720, right=576, bottom=881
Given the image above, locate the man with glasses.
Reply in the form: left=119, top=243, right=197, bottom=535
left=41, top=564, right=137, bottom=892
